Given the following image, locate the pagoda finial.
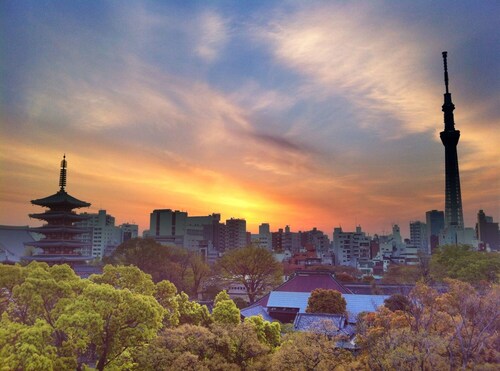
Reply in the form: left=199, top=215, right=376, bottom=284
left=59, top=154, right=67, bottom=191
left=442, top=51, right=449, bottom=94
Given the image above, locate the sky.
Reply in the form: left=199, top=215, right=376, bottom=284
left=1, top=0, right=499, bottom=237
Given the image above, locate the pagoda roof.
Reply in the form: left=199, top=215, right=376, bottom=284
left=22, top=255, right=92, bottom=263
left=31, top=190, right=90, bottom=209
left=25, top=240, right=89, bottom=248
left=29, top=211, right=90, bottom=222
left=28, top=226, right=91, bottom=234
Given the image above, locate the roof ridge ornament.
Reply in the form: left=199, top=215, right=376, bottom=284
left=59, top=154, right=67, bottom=191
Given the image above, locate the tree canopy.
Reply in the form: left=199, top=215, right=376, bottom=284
left=306, top=288, right=347, bottom=317
left=105, top=237, right=211, bottom=295
left=431, top=244, right=500, bottom=283
left=216, top=246, right=283, bottom=304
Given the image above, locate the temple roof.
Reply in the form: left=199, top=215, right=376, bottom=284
left=26, top=240, right=89, bottom=248
left=29, top=211, right=90, bottom=221
left=28, top=226, right=91, bottom=234
left=31, top=190, right=90, bottom=209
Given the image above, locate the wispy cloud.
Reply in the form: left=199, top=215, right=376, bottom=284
left=195, top=10, right=229, bottom=62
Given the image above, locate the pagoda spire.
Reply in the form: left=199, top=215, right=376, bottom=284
left=59, top=155, right=67, bottom=191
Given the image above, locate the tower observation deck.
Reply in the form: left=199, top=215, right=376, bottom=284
left=439, top=52, right=464, bottom=229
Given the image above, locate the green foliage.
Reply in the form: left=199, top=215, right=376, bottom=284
left=154, top=280, right=180, bottom=327
left=244, top=315, right=281, bottom=349
left=175, top=292, right=212, bottom=327
left=431, top=244, right=500, bottom=283
left=135, top=322, right=273, bottom=370
left=212, top=299, right=240, bottom=326
left=0, top=317, right=63, bottom=370
left=67, top=282, right=164, bottom=370
left=306, top=289, right=347, bottom=317
left=89, top=264, right=156, bottom=295
left=217, top=246, right=283, bottom=303
left=106, top=238, right=211, bottom=295
left=213, top=290, right=231, bottom=306
left=271, top=331, right=353, bottom=371
left=0, top=263, right=164, bottom=371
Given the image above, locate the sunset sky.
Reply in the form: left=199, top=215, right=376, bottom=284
left=1, top=1, right=499, bottom=237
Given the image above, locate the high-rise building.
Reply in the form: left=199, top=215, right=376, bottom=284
left=119, top=223, right=139, bottom=242
left=332, top=226, right=370, bottom=267
left=147, top=209, right=187, bottom=246
left=476, top=210, right=499, bottom=251
left=225, top=218, right=247, bottom=249
left=252, top=223, right=272, bottom=249
left=409, top=221, right=428, bottom=253
left=440, top=52, right=464, bottom=229
left=426, top=210, right=445, bottom=252
left=184, top=213, right=220, bottom=250
left=76, top=210, right=122, bottom=258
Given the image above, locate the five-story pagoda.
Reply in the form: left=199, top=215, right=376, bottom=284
left=24, top=156, right=92, bottom=265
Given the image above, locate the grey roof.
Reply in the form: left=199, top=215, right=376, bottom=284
left=343, top=294, right=389, bottom=321
left=240, top=305, right=274, bottom=322
left=0, top=225, right=40, bottom=262
left=266, top=291, right=389, bottom=322
left=267, top=291, right=310, bottom=311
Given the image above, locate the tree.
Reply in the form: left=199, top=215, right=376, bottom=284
left=356, top=280, right=500, bottom=370
left=431, top=244, right=500, bottom=284
left=384, top=294, right=410, bottom=312
left=0, top=263, right=165, bottom=370
left=175, top=292, right=212, bottom=326
left=212, top=299, right=240, bottom=326
left=61, top=282, right=164, bottom=371
left=271, top=331, right=352, bottom=370
left=382, top=264, right=423, bottom=284
left=306, top=289, right=347, bottom=317
left=244, top=315, right=281, bottom=349
left=154, top=280, right=180, bottom=328
left=106, top=238, right=211, bottom=296
left=89, top=264, right=155, bottom=295
left=188, top=253, right=211, bottom=296
left=216, top=246, right=283, bottom=304
left=104, top=238, right=172, bottom=282
left=134, top=322, right=273, bottom=370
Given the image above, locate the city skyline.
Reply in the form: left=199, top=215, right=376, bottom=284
left=1, top=1, right=499, bottom=236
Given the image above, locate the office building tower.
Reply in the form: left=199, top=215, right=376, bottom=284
left=225, top=218, right=247, bottom=249
left=410, top=221, right=428, bottom=253
left=426, top=210, right=445, bottom=252
left=476, top=210, right=499, bottom=251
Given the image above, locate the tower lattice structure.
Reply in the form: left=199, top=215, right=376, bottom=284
left=439, top=52, right=464, bottom=229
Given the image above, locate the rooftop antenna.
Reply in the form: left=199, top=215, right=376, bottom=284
left=442, top=51, right=449, bottom=94
left=59, top=154, right=67, bottom=191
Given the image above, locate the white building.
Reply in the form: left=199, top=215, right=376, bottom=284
left=76, top=210, right=122, bottom=258
left=333, top=226, right=370, bottom=267
left=410, top=221, right=428, bottom=253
